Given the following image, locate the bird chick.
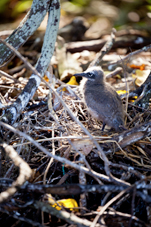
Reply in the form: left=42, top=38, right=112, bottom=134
left=74, top=66, right=125, bottom=132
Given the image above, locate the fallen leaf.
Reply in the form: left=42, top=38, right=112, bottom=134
left=132, top=69, right=150, bottom=87
left=71, top=138, right=93, bottom=156
left=43, top=74, right=49, bottom=82
left=128, top=64, right=146, bottom=70
left=62, top=76, right=78, bottom=91
left=47, top=195, right=79, bottom=212
left=116, top=90, right=127, bottom=95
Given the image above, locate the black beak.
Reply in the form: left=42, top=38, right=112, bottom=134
left=74, top=72, right=87, bottom=78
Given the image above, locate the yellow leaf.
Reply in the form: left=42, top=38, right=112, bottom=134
left=48, top=197, right=79, bottom=212
left=133, top=96, right=138, bottom=99
left=43, top=75, right=49, bottom=82
left=116, top=90, right=137, bottom=102
left=131, top=96, right=138, bottom=102
left=132, top=70, right=150, bottom=87
left=116, top=90, right=127, bottom=95
left=62, top=76, right=78, bottom=91
left=67, top=76, right=78, bottom=86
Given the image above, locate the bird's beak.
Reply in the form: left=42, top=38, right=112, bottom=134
left=74, top=72, right=87, bottom=78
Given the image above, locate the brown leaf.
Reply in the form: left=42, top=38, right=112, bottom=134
left=71, top=138, right=93, bottom=156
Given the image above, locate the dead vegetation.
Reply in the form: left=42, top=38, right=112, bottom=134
left=1, top=1, right=151, bottom=227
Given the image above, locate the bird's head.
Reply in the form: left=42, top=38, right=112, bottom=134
left=74, top=66, right=104, bottom=83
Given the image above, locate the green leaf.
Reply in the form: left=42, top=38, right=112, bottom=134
left=12, top=0, right=32, bottom=17
left=147, top=5, right=151, bottom=11
left=0, top=0, right=10, bottom=13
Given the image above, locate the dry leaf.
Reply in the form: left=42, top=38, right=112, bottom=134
left=47, top=195, right=79, bottom=212
left=43, top=74, right=49, bottom=82
left=132, top=69, right=150, bottom=87
left=29, top=169, right=42, bottom=183
left=62, top=76, right=78, bottom=91
left=128, top=64, right=146, bottom=70
left=116, top=90, right=127, bottom=95
left=71, top=138, right=93, bottom=156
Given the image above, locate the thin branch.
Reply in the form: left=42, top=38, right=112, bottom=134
left=0, top=142, right=32, bottom=203
left=89, top=28, right=116, bottom=67
left=43, top=124, right=55, bottom=184
left=108, top=43, right=151, bottom=70
left=0, top=207, right=43, bottom=227
left=91, top=186, right=133, bottom=227
left=34, top=201, right=101, bottom=227
left=112, top=120, right=151, bottom=150
left=0, top=70, right=19, bottom=83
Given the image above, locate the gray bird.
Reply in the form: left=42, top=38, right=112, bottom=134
left=74, top=66, right=125, bottom=132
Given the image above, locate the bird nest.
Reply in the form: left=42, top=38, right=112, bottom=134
left=1, top=74, right=151, bottom=226
left=1, top=30, right=151, bottom=227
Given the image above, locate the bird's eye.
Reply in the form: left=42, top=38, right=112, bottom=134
left=88, top=73, right=93, bottom=77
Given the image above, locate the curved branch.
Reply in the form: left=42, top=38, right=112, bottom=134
left=0, top=0, right=51, bottom=66
left=112, top=120, right=151, bottom=150
left=34, top=201, right=100, bottom=227
left=1, top=0, right=60, bottom=124
left=0, top=142, right=32, bottom=203
left=89, top=28, right=116, bottom=67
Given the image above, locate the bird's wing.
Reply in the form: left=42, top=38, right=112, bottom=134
left=85, top=85, right=123, bottom=119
